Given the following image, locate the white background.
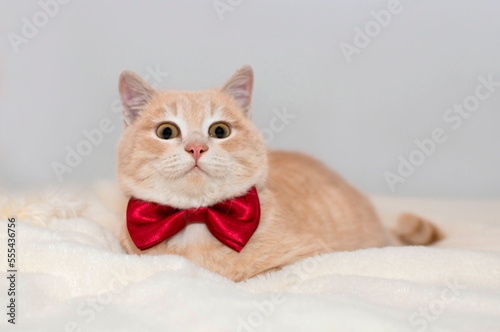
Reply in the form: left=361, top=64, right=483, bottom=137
left=0, top=0, right=499, bottom=198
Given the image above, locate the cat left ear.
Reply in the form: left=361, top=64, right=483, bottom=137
left=119, top=70, right=156, bottom=125
left=221, top=65, right=254, bottom=119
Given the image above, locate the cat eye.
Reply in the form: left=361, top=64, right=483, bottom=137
left=209, top=122, right=231, bottom=139
left=156, top=123, right=180, bottom=140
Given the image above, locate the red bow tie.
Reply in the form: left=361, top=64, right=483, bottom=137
left=126, top=187, right=260, bottom=252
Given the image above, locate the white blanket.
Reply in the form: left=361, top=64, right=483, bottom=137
left=1, top=184, right=499, bottom=332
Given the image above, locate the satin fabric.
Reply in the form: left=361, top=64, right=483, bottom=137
left=126, top=187, right=260, bottom=252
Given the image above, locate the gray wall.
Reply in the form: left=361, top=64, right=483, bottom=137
left=1, top=0, right=499, bottom=198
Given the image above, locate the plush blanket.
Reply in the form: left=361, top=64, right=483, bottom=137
left=0, top=183, right=499, bottom=332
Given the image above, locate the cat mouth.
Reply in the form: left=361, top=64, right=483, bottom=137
left=188, top=165, right=207, bottom=175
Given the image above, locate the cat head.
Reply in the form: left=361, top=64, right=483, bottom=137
left=117, top=65, right=268, bottom=209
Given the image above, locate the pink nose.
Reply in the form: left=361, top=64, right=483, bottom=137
left=185, top=143, right=208, bottom=163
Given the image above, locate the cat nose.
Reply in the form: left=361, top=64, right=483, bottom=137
left=185, top=143, right=208, bottom=163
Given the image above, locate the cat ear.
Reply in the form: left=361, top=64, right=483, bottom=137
left=221, top=65, right=254, bottom=119
left=118, top=70, right=156, bottom=125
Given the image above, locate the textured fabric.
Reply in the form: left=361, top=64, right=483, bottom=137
left=1, top=187, right=499, bottom=332
left=127, top=187, right=260, bottom=252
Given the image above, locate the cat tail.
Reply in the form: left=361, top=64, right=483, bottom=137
left=392, top=213, right=443, bottom=245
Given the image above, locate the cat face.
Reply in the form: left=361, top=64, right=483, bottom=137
left=117, top=66, right=268, bottom=209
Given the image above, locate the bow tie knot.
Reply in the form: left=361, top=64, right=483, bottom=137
left=185, top=208, right=207, bottom=224
left=126, top=187, right=261, bottom=252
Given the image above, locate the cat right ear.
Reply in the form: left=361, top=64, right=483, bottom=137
left=221, top=65, right=254, bottom=119
left=118, top=70, right=156, bottom=125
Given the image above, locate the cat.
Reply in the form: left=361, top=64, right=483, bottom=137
left=117, top=65, right=442, bottom=281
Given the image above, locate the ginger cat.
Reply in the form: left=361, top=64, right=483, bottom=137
left=117, top=65, right=441, bottom=281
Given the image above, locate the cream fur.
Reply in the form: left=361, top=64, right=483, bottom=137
left=117, top=65, right=441, bottom=281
